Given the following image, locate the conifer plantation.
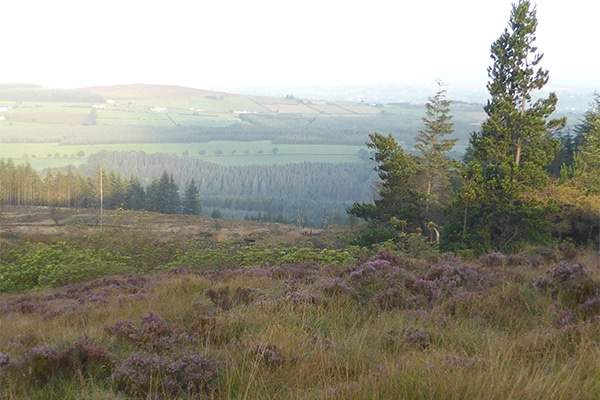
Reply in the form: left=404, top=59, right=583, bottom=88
left=1, top=1, right=599, bottom=399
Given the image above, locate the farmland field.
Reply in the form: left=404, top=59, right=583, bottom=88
left=0, top=141, right=367, bottom=169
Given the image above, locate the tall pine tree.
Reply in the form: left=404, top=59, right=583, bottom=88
left=415, top=80, right=457, bottom=215
left=445, top=0, right=565, bottom=253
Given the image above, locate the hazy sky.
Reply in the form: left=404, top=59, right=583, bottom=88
left=1, top=0, right=598, bottom=95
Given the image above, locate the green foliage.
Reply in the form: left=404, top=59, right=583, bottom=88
left=145, top=171, right=180, bottom=214
left=445, top=0, right=565, bottom=253
left=415, top=80, right=458, bottom=215
left=348, top=132, right=425, bottom=243
left=182, top=178, right=201, bottom=215
left=577, top=92, right=600, bottom=193
left=234, top=242, right=362, bottom=267
left=0, top=242, right=133, bottom=292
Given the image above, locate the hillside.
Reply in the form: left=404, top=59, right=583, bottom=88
left=83, top=84, right=230, bottom=100
left=1, top=205, right=599, bottom=399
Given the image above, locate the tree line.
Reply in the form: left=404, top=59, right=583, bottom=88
left=0, top=162, right=201, bottom=216
left=0, top=153, right=376, bottom=226
left=348, top=0, right=599, bottom=253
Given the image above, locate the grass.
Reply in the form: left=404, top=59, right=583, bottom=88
left=1, top=210, right=599, bottom=398
left=0, top=141, right=368, bottom=169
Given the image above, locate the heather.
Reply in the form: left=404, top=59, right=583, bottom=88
left=1, top=231, right=599, bottom=398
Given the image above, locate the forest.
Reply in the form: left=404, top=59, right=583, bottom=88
left=0, top=153, right=377, bottom=226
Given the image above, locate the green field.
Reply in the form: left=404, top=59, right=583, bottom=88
left=0, top=84, right=494, bottom=172
left=0, top=141, right=367, bottom=170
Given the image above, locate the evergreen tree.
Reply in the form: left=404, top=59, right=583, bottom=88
left=145, top=177, right=162, bottom=213
left=547, top=130, right=576, bottom=177
left=182, top=178, right=201, bottom=215
left=106, top=171, right=127, bottom=210
left=577, top=93, right=600, bottom=193
left=444, top=0, right=565, bottom=253
left=163, top=172, right=180, bottom=214
left=125, top=175, right=146, bottom=210
left=145, top=171, right=180, bottom=214
left=415, top=80, right=457, bottom=214
left=347, top=132, right=424, bottom=245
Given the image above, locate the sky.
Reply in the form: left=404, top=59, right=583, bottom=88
left=1, top=0, right=598, bottom=98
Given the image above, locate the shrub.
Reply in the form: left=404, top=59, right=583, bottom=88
left=105, top=312, right=195, bottom=350
left=248, top=343, right=283, bottom=370
left=111, top=351, right=220, bottom=397
left=205, top=287, right=232, bottom=311
left=22, top=345, right=62, bottom=384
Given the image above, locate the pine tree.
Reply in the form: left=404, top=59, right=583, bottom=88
left=415, top=80, right=457, bottom=214
left=445, top=0, right=565, bottom=253
left=182, top=178, right=201, bottom=215
left=145, top=177, right=162, bottom=213
left=164, top=173, right=180, bottom=214
left=577, top=93, right=600, bottom=193
left=347, top=132, right=424, bottom=245
left=125, top=175, right=146, bottom=211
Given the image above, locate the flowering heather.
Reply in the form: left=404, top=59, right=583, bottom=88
left=165, top=354, right=221, bottom=394
left=480, top=251, right=505, bottom=268
left=268, top=262, right=320, bottom=281
left=424, top=263, right=484, bottom=293
left=407, top=278, right=441, bottom=301
left=22, top=345, right=61, bottom=384
left=248, top=342, right=284, bottom=370
left=110, top=352, right=163, bottom=396
left=111, top=351, right=220, bottom=397
left=318, top=277, right=358, bottom=298
left=105, top=312, right=195, bottom=350
left=347, top=258, right=406, bottom=287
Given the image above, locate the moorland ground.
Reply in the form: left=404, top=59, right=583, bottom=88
left=1, top=206, right=599, bottom=399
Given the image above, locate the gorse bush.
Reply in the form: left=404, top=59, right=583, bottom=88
left=0, top=236, right=365, bottom=292
left=0, top=242, right=133, bottom=292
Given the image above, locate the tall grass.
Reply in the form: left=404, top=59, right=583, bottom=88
left=1, top=237, right=599, bottom=398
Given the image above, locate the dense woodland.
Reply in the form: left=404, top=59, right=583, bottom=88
left=0, top=154, right=377, bottom=226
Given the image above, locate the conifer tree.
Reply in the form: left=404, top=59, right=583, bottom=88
left=577, top=93, right=600, bottom=193
left=415, top=80, right=457, bottom=213
left=445, top=0, right=565, bottom=253
left=347, top=132, right=424, bottom=245
left=182, top=178, right=201, bottom=215
left=125, top=175, right=146, bottom=211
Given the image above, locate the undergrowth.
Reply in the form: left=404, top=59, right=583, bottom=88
left=1, top=231, right=599, bottom=398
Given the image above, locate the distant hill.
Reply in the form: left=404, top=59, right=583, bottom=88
left=83, top=84, right=235, bottom=100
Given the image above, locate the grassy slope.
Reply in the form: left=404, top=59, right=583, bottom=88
left=1, top=207, right=600, bottom=399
